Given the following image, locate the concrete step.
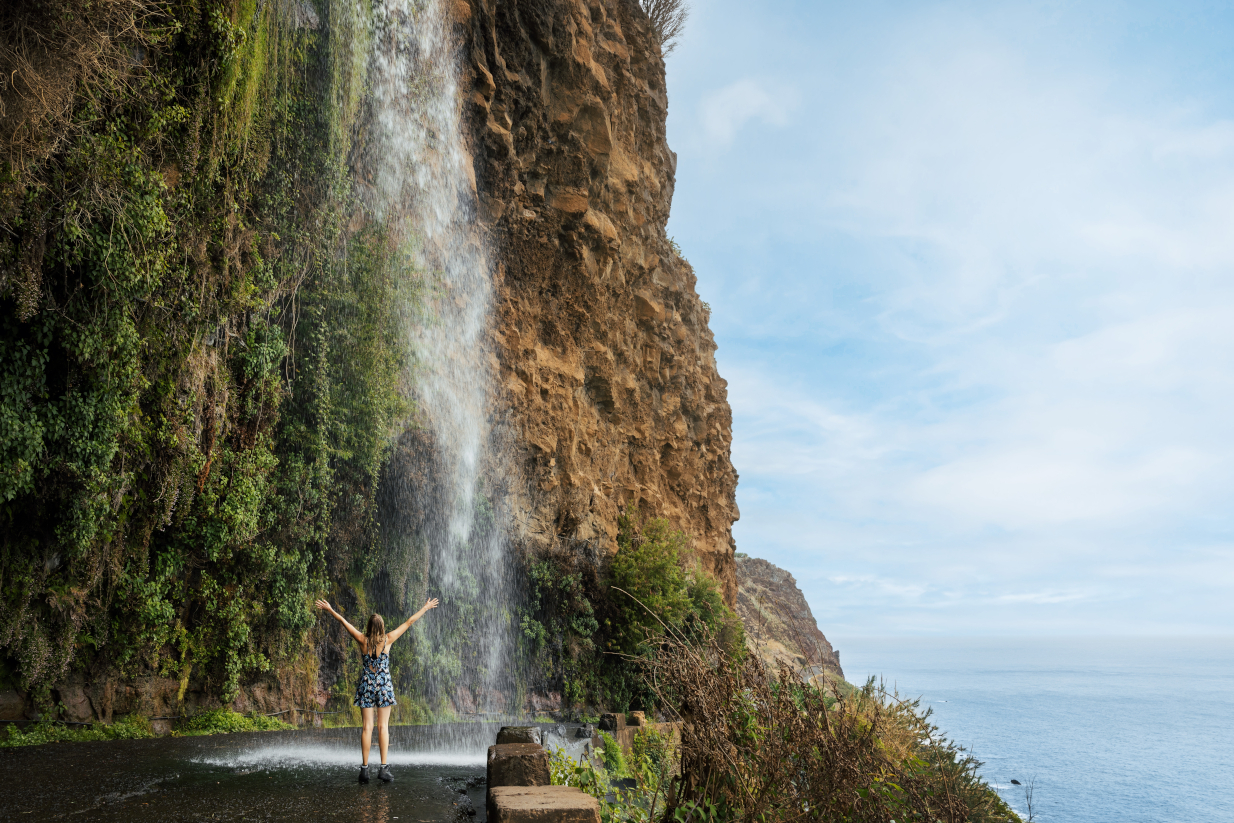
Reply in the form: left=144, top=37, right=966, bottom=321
left=487, top=785, right=601, bottom=823
left=487, top=743, right=550, bottom=787
left=497, top=725, right=543, bottom=745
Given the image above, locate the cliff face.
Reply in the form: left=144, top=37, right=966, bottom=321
left=736, top=555, right=844, bottom=683
left=0, top=0, right=740, bottom=724
left=461, top=0, right=740, bottom=600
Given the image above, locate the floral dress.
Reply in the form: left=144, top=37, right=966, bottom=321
left=354, top=648, right=396, bottom=708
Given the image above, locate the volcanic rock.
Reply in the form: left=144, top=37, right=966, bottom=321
left=497, top=726, right=543, bottom=745
left=487, top=743, right=551, bottom=788
left=461, top=0, right=740, bottom=601
left=736, top=555, right=844, bottom=684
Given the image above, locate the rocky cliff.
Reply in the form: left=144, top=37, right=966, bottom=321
left=0, top=0, right=740, bottom=724
left=736, top=555, right=843, bottom=684
left=461, top=0, right=740, bottom=600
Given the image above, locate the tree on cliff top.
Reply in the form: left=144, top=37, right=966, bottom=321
left=639, top=0, right=689, bottom=56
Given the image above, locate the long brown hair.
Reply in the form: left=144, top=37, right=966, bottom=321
left=363, top=614, right=386, bottom=655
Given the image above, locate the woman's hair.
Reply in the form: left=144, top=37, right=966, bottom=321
left=364, top=614, right=386, bottom=655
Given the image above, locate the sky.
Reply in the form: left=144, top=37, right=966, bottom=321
left=662, top=0, right=1234, bottom=635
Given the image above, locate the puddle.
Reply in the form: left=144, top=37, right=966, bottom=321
left=0, top=726, right=492, bottom=823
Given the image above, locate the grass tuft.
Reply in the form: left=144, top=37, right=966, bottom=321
left=173, top=708, right=293, bottom=736
left=0, top=715, right=153, bottom=748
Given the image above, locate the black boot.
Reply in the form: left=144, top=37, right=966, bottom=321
left=378, top=764, right=394, bottom=783
left=358, top=765, right=370, bottom=784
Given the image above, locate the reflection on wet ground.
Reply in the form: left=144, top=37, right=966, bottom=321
left=0, top=726, right=491, bottom=823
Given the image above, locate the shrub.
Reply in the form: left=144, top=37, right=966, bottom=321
left=631, top=725, right=674, bottom=781
left=0, top=714, right=153, bottom=747
left=598, top=729, right=628, bottom=776
left=520, top=554, right=600, bottom=663
left=638, top=0, right=690, bottom=56
left=610, top=517, right=693, bottom=652
left=548, top=746, right=611, bottom=803
left=173, top=708, right=293, bottom=736
left=549, top=742, right=672, bottom=823
left=609, top=508, right=743, bottom=657
left=519, top=509, right=743, bottom=714
left=641, top=630, right=1022, bottom=823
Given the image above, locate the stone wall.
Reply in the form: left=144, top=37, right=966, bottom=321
left=0, top=666, right=320, bottom=730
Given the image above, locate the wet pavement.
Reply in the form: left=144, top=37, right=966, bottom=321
left=0, top=725, right=495, bottom=823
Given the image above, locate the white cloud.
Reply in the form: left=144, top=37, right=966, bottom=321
left=994, top=590, right=1094, bottom=605
left=828, top=575, right=930, bottom=601
left=668, top=0, right=1234, bottom=634
left=698, top=79, right=794, bottom=147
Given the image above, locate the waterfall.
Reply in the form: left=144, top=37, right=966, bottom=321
left=356, top=0, right=517, bottom=718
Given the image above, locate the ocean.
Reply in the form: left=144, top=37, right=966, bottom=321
left=833, top=636, right=1234, bottom=822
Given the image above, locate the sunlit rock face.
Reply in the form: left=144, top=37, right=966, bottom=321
left=459, top=0, right=740, bottom=602
left=736, top=555, right=844, bottom=684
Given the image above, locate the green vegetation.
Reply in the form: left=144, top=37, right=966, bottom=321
left=548, top=725, right=680, bottom=823
left=0, top=714, right=152, bottom=747
left=548, top=630, right=1018, bottom=823
left=519, top=507, right=743, bottom=713
left=630, top=725, right=673, bottom=781
left=598, top=729, right=627, bottom=774
left=520, top=554, right=600, bottom=673
left=609, top=510, right=743, bottom=655
left=0, top=707, right=294, bottom=746
left=539, top=545, right=1017, bottom=823
left=0, top=0, right=411, bottom=710
left=173, top=707, right=293, bottom=735
left=637, top=629, right=1021, bottom=823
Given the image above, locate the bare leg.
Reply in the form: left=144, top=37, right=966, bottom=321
left=361, top=707, right=375, bottom=766
left=378, top=705, right=392, bottom=764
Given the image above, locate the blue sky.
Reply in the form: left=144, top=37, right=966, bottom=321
left=663, top=0, right=1234, bottom=635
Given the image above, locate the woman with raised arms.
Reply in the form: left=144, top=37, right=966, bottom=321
left=315, top=596, right=440, bottom=783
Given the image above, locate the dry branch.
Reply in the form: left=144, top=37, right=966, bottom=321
left=0, top=0, right=158, bottom=176
left=638, top=0, right=689, bottom=56
left=639, top=628, right=1014, bottom=822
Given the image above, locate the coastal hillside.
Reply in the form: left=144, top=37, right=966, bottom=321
left=736, top=554, right=843, bottom=684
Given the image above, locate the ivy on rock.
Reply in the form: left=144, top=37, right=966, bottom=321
left=0, top=0, right=408, bottom=706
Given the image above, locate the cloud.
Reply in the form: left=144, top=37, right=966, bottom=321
left=667, top=0, right=1234, bottom=634
left=698, top=79, right=793, bottom=147
left=995, top=590, right=1092, bottom=605
left=828, top=574, right=931, bottom=601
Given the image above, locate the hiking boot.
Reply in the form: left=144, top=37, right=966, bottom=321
left=378, top=764, right=394, bottom=783
left=358, top=765, right=370, bottom=784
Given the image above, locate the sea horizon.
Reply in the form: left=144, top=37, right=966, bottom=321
left=831, top=635, right=1234, bottom=822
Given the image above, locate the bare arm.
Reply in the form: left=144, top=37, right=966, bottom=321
left=386, top=597, right=440, bottom=645
left=315, top=600, right=365, bottom=648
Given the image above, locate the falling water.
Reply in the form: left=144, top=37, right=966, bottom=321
left=356, top=0, right=518, bottom=718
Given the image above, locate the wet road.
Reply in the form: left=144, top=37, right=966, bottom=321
left=0, top=726, right=490, bottom=823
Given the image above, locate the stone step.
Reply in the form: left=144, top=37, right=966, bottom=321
left=487, top=785, right=601, bottom=823
left=497, top=725, right=543, bottom=745
left=487, top=743, right=550, bottom=787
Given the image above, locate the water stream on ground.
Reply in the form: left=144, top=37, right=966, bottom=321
left=0, top=724, right=595, bottom=822
left=0, top=727, right=492, bottom=822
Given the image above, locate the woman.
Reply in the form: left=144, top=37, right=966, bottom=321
left=315, top=597, right=439, bottom=783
